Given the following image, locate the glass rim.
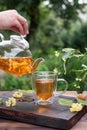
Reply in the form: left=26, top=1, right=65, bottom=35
left=32, top=71, right=57, bottom=76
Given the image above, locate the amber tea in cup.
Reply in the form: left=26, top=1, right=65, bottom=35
left=35, top=79, right=55, bottom=100
left=32, top=71, right=68, bottom=105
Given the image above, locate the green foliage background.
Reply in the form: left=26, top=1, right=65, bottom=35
left=0, top=0, right=87, bottom=93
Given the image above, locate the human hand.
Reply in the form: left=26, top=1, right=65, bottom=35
left=0, top=10, right=29, bottom=35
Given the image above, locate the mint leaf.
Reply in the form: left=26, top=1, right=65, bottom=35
left=58, top=98, right=73, bottom=106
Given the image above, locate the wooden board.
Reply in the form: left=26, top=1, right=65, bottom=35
left=0, top=92, right=86, bottom=130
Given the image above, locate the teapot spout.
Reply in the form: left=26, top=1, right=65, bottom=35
left=32, top=57, right=45, bottom=70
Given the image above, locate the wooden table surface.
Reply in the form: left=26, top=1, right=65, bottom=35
left=0, top=91, right=87, bottom=130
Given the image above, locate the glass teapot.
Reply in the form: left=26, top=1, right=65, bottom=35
left=0, top=33, right=44, bottom=76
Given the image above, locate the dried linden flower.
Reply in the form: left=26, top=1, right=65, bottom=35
left=13, top=91, right=23, bottom=98
left=5, top=97, right=16, bottom=107
left=70, top=103, right=83, bottom=112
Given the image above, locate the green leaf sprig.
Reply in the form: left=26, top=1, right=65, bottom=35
left=77, top=98, right=87, bottom=105
left=0, top=98, right=3, bottom=104
left=58, top=98, right=87, bottom=106
left=58, top=98, right=73, bottom=106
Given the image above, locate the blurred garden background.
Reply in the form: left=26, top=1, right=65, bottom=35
left=0, top=0, right=87, bottom=93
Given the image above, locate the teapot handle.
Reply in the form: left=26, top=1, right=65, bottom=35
left=0, top=33, right=4, bottom=41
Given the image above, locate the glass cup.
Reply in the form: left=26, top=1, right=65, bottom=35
left=32, top=71, right=68, bottom=105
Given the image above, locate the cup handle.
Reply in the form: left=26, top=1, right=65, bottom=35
left=54, top=78, right=68, bottom=97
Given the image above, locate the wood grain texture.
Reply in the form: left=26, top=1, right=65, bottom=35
left=0, top=92, right=86, bottom=130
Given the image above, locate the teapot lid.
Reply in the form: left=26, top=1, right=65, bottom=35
left=0, top=34, right=32, bottom=57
